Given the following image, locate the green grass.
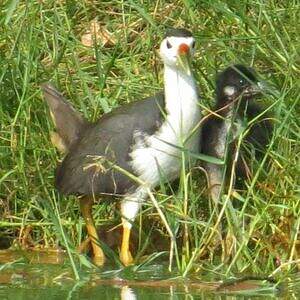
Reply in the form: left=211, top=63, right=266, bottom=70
left=0, top=0, right=299, bottom=281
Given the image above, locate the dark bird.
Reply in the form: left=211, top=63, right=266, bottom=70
left=41, top=28, right=201, bottom=266
left=201, top=64, right=272, bottom=205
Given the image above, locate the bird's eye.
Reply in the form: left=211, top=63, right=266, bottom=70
left=191, top=41, right=196, bottom=48
left=239, top=78, right=245, bottom=85
left=166, top=40, right=172, bottom=49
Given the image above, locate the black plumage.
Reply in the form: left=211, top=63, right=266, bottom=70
left=52, top=90, right=165, bottom=196
left=201, top=65, right=273, bottom=202
left=164, top=28, right=193, bottom=38
left=42, top=84, right=89, bottom=152
left=41, top=28, right=199, bottom=266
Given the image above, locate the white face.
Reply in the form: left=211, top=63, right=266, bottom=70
left=159, top=36, right=196, bottom=68
left=223, top=85, right=236, bottom=97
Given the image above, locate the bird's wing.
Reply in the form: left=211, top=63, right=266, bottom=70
left=55, top=92, right=165, bottom=196
left=41, top=84, right=89, bottom=152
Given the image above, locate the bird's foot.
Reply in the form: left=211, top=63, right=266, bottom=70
left=120, top=249, right=133, bottom=266
left=91, top=242, right=105, bottom=267
left=77, top=237, right=91, bottom=253
left=92, top=254, right=105, bottom=267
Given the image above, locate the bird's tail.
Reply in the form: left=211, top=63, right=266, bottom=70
left=41, top=83, right=89, bottom=153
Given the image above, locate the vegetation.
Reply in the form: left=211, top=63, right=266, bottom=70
left=0, top=0, right=299, bottom=281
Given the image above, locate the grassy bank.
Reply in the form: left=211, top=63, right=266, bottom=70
left=0, top=0, right=299, bottom=279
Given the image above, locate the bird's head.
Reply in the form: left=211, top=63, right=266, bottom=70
left=159, top=28, right=196, bottom=75
left=216, top=64, right=263, bottom=105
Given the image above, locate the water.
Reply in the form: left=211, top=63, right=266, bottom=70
left=0, top=250, right=299, bottom=299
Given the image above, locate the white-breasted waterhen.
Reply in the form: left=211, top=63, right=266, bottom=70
left=201, top=65, right=272, bottom=205
left=41, top=28, right=201, bottom=266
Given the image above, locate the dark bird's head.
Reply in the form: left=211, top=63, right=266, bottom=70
left=160, top=28, right=195, bottom=74
left=216, top=64, right=263, bottom=107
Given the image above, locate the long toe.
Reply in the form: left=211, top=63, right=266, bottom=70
left=77, top=237, right=91, bottom=254
left=91, top=241, right=106, bottom=266
left=120, top=249, right=133, bottom=266
left=93, top=252, right=105, bottom=267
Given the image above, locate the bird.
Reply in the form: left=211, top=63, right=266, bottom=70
left=41, top=28, right=201, bottom=266
left=201, top=64, right=272, bottom=206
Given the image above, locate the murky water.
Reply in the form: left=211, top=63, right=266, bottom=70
left=0, top=250, right=299, bottom=299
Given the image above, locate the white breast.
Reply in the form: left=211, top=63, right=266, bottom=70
left=130, top=66, right=201, bottom=186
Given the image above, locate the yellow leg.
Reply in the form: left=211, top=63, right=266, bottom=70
left=77, top=236, right=91, bottom=254
left=79, top=197, right=105, bottom=266
left=120, top=225, right=133, bottom=266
